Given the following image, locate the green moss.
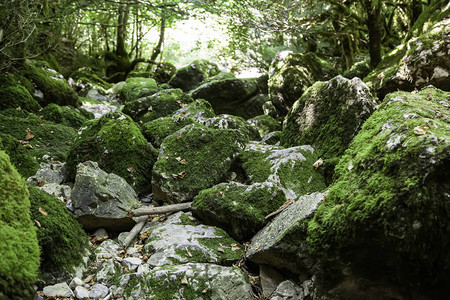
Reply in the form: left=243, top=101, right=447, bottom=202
left=0, top=150, right=40, bottom=299
left=0, top=133, right=39, bottom=178
left=197, top=227, right=244, bottom=264
left=172, top=98, right=216, bottom=120
left=307, top=88, right=450, bottom=288
left=66, top=111, right=157, bottom=194
left=70, top=70, right=112, bottom=91
left=42, top=53, right=62, bottom=74
left=141, top=116, right=197, bottom=148
left=119, top=77, right=159, bottom=102
left=28, top=186, right=89, bottom=273
left=247, top=114, right=281, bottom=136
left=123, top=88, right=194, bottom=123
left=0, top=85, right=41, bottom=112
left=169, top=59, right=220, bottom=92
left=0, top=112, right=77, bottom=161
left=178, top=213, right=199, bottom=226
left=192, top=182, right=287, bottom=241
left=23, top=60, right=79, bottom=107
left=152, top=124, right=245, bottom=203
left=41, top=103, right=87, bottom=128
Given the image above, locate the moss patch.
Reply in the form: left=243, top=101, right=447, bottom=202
left=119, top=77, right=159, bottom=102
left=28, top=186, right=89, bottom=273
left=142, top=116, right=198, bottom=148
left=247, top=114, right=281, bottom=136
left=169, top=59, right=220, bottom=92
left=41, top=103, right=87, bottom=128
left=0, top=150, right=40, bottom=299
left=0, top=133, right=39, bottom=178
left=66, top=111, right=157, bottom=194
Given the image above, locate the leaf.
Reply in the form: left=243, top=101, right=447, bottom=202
left=23, top=144, right=33, bottom=149
left=127, top=166, right=135, bottom=173
left=414, top=125, right=429, bottom=136
left=185, top=247, right=193, bottom=258
left=180, top=159, right=186, bottom=165
left=181, top=275, right=188, bottom=285
left=140, top=231, right=150, bottom=240
left=34, top=220, right=41, bottom=228
left=217, top=247, right=225, bottom=253
left=176, top=135, right=182, bottom=140
left=148, top=106, right=153, bottom=111
left=25, top=131, right=35, bottom=141
left=217, top=191, right=223, bottom=197
left=231, top=244, right=241, bottom=251
left=313, top=158, right=323, bottom=169
left=202, top=287, right=209, bottom=294
left=38, top=207, right=48, bottom=216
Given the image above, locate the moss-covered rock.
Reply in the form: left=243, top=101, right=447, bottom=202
left=364, top=17, right=450, bottom=99
left=123, top=88, right=194, bottom=123
left=0, top=133, right=39, bottom=178
left=192, top=182, right=287, bottom=241
left=152, top=124, right=245, bottom=203
left=343, top=59, right=371, bottom=79
left=152, top=62, right=177, bottom=84
left=242, top=142, right=326, bottom=200
left=23, top=60, right=79, bottom=107
left=172, top=98, right=216, bottom=120
left=66, top=111, right=157, bottom=194
left=168, top=59, right=220, bottom=92
left=268, top=51, right=337, bottom=114
left=190, top=77, right=266, bottom=118
left=247, top=114, right=281, bottom=136
left=281, top=75, right=378, bottom=164
left=0, top=74, right=41, bottom=112
left=142, top=116, right=198, bottom=148
left=307, top=88, right=450, bottom=292
left=119, top=77, right=159, bottom=102
left=0, top=150, right=40, bottom=299
left=28, top=186, right=89, bottom=274
left=41, top=103, right=87, bottom=128
left=0, top=112, right=77, bottom=161
left=202, top=114, right=261, bottom=141
left=69, top=69, right=113, bottom=91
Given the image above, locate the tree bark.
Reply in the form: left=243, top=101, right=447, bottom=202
left=129, top=202, right=192, bottom=217
left=150, top=18, right=166, bottom=62
left=411, top=0, right=423, bottom=27
left=116, top=3, right=130, bottom=58
left=363, top=0, right=382, bottom=69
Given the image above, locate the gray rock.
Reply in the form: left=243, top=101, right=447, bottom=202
left=37, top=183, right=71, bottom=201
left=27, top=161, right=67, bottom=184
left=270, top=280, right=305, bottom=300
left=143, top=212, right=243, bottom=266
left=69, top=277, right=84, bottom=289
left=260, top=265, right=285, bottom=298
left=117, top=263, right=253, bottom=299
left=201, top=114, right=261, bottom=141
left=169, top=59, right=220, bottom=92
left=43, top=282, right=74, bottom=298
left=71, top=161, right=139, bottom=231
left=87, top=88, right=107, bottom=101
left=93, top=228, right=109, bottom=241
left=122, top=257, right=142, bottom=271
left=74, top=285, right=90, bottom=299
left=246, top=191, right=327, bottom=274
left=89, top=283, right=109, bottom=299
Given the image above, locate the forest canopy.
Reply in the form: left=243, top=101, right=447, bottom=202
left=0, top=0, right=446, bottom=78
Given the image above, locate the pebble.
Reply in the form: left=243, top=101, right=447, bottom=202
left=122, top=257, right=143, bottom=270
left=69, top=277, right=84, bottom=289
left=89, top=283, right=109, bottom=299
left=74, top=286, right=90, bottom=299
left=43, top=282, right=74, bottom=298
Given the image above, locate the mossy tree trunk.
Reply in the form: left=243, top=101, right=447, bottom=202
left=363, top=0, right=382, bottom=69
left=150, top=18, right=166, bottom=62
left=116, top=3, right=130, bottom=59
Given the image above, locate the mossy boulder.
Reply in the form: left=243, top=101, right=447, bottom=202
left=69, top=69, right=112, bottom=91
left=0, top=133, right=39, bottom=178
left=192, top=182, right=287, bottom=241
left=123, top=88, right=194, bottom=123
left=242, top=142, right=326, bottom=200
left=41, top=103, right=87, bottom=128
left=0, top=112, right=77, bottom=161
left=23, top=60, right=79, bottom=107
left=364, top=17, right=450, bottom=99
left=268, top=51, right=337, bottom=114
left=343, top=59, right=371, bottom=79
left=247, top=114, right=281, bottom=136
left=142, top=116, right=198, bottom=148
left=0, top=73, right=41, bottom=112
left=28, top=186, right=89, bottom=274
left=172, top=98, right=216, bottom=120
left=0, top=150, right=40, bottom=299
left=190, top=77, right=266, bottom=118
left=281, top=76, right=378, bottom=165
left=152, top=124, right=245, bottom=203
left=66, top=111, right=157, bottom=194
left=142, top=212, right=243, bottom=266
left=307, top=88, right=450, bottom=292
left=119, top=77, right=159, bottom=102
left=202, top=114, right=261, bottom=141
left=168, top=59, right=220, bottom=92
left=152, top=62, right=177, bottom=84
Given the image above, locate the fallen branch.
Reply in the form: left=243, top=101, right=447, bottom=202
left=123, top=215, right=148, bottom=249
left=129, top=202, right=192, bottom=217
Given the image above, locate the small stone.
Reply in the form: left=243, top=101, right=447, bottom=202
left=93, top=228, right=109, bottom=241
left=74, top=286, right=90, bottom=299
left=43, top=282, right=74, bottom=298
left=122, top=257, right=143, bottom=270
left=89, top=283, right=109, bottom=299
left=69, top=277, right=84, bottom=289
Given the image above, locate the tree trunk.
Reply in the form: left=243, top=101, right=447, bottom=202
left=116, top=3, right=130, bottom=58
left=411, top=0, right=423, bottom=27
left=363, top=0, right=382, bottom=69
left=150, top=18, right=166, bottom=62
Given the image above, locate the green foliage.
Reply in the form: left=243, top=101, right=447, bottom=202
left=0, top=133, right=39, bottom=178
left=28, top=186, right=89, bottom=273
left=41, top=103, right=87, bottom=128
left=66, top=111, right=157, bottom=194
left=0, top=150, right=40, bottom=300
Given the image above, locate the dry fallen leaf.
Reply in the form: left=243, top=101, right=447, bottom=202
left=414, top=124, right=429, bottom=136
left=313, top=158, right=323, bottom=169
left=38, top=207, right=48, bottom=216
left=127, top=166, right=135, bottom=173
left=181, top=275, right=188, bottom=285
left=180, top=159, right=186, bottom=165
left=23, top=144, right=33, bottom=149
left=103, top=131, right=108, bottom=135
left=217, top=191, right=223, bottom=197
left=176, top=100, right=184, bottom=107
left=176, top=135, right=182, bottom=140
left=265, top=200, right=294, bottom=219
left=231, top=244, right=241, bottom=251
left=185, top=247, right=193, bottom=258
left=202, top=287, right=209, bottom=294
left=148, top=106, right=153, bottom=111
left=217, top=248, right=225, bottom=253
left=255, top=244, right=261, bottom=250
left=164, top=156, right=169, bottom=160
left=140, top=231, right=150, bottom=240
left=34, top=220, right=41, bottom=228
left=25, top=131, right=35, bottom=141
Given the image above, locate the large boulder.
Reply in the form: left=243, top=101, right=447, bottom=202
left=122, top=88, right=194, bottom=123
left=190, top=77, right=266, bottom=118
left=28, top=186, right=89, bottom=275
left=0, top=133, right=39, bottom=178
left=307, top=88, right=450, bottom=294
left=268, top=51, right=337, bottom=114
left=0, top=150, right=40, bottom=299
left=152, top=124, right=245, bottom=203
left=142, top=116, right=198, bottom=148
left=201, top=114, right=261, bottom=141
left=66, top=111, right=157, bottom=194
left=242, top=142, right=326, bottom=200
left=24, top=60, right=79, bottom=107
left=281, top=75, right=378, bottom=162
left=192, top=182, right=287, bottom=241
left=172, top=98, right=216, bottom=121
left=247, top=114, right=281, bottom=137
left=168, top=59, right=220, bottom=92
left=143, top=212, right=243, bottom=266
left=246, top=191, right=326, bottom=275
left=71, top=161, right=140, bottom=231
left=41, top=103, right=88, bottom=128
left=119, top=77, right=159, bottom=102
left=0, top=73, right=41, bottom=112
left=365, top=17, right=450, bottom=99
